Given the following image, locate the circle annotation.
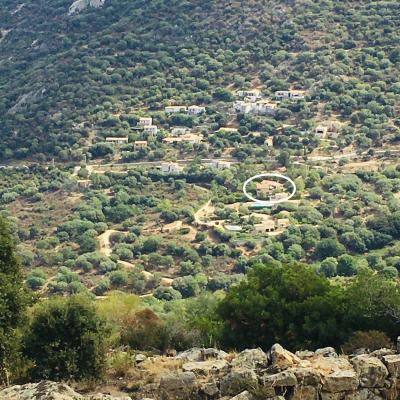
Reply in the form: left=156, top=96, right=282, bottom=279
left=242, top=173, right=297, bottom=207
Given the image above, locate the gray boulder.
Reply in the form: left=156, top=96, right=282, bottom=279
left=350, top=355, right=388, bottom=387
left=176, top=347, right=228, bottom=362
left=295, top=350, right=315, bottom=359
left=269, top=344, right=300, bottom=370
left=382, top=354, right=400, bottom=377
left=0, top=381, right=84, bottom=400
left=183, top=359, right=229, bottom=375
left=263, top=371, right=297, bottom=387
left=220, top=369, right=258, bottom=396
left=291, top=385, right=318, bottom=400
left=232, top=348, right=268, bottom=370
left=290, top=366, right=322, bottom=386
left=315, top=347, right=338, bottom=358
left=229, top=390, right=254, bottom=400
left=159, top=371, right=197, bottom=393
left=200, top=382, right=219, bottom=398
left=322, top=370, right=359, bottom=393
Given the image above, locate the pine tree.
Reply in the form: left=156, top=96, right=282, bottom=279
left=0, top=217, right=28, bottom=385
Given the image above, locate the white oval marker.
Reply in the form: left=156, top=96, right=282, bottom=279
left=243, top=173, right=297, bottom=207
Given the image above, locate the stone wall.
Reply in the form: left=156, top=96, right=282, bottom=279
left=2, top=344, right=400, bottom=400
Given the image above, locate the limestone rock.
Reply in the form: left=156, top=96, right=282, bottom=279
left=323, top=370, right=359, bottom=393
left=369, top=348, right=395, bottom=359
left=200, top=382, right=219, bottom=397
left=269, top=343, right=300, bottom=370
left=316, top=347, right=338, bottom=358
left=220, top=369, right=258, bottom=396
left=230, top=390, right=254, bottom=400
left=182, top=359, right=229, bottom=375
left=350, top=355, right=388, bottom=387
left=0, top=381, right=84, bottom=400
left=292, top=385, right=318, bottom=400
left=295, top=350, right=315, bottom=359
left=232, top=348, right=268, bottom=370
left=135, top=354, right=147, bottom=363
left=263, top=370, right=297, bottom=387
left=176, top=347, right=228, bottom=362
left=159, top=371, right=197, bottom=392
left=382, top=354, right=400, bottom=377
left=69, top=0, right=106, bottom=15
left=290, top=366, right=322, bottom=386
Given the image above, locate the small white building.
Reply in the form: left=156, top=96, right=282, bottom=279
left=188, top=105, right=206, bottom=115
left=210, top=160, right=232, bottom=170
left=315, top=126, right=328, bottom=138
left=236, top=89, right=261, bottom=102
left=161, top=162, right=184, bottom=174
left=134, top=140, right=148, bottom=150
left=105, top=137, right=129, bottom=144
left=138, top=117, right=152, bottom=126
left=233, top=100, right=277, bottom=116
left=163, top=133, right=203, bottom=145
left=275, top=90, right=306, bottom=100
left=165, top=106, right=188, bottom=113
left=143, top=125, right=158, bottom=136
left=253, top=220, right=277, bottom=234
left=225, top=225, right=243, bottom=232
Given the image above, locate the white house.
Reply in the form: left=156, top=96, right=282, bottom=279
left=210, top=160, right=232, bottom=170
left=161, top=162, right=184, bottom=174
left=275, top=90, right=306, bottom=100
left=105, top=137, right=129, bottom=144
left=233, top=100, right=277, bottom=116
left=143, top=125, right=158, bottom=136
left=134, top=140, right=148, bottom=150
left=138, top=117, right=152, bottom=126
left=165, top=106, right=188, bottom=113
left=315, top=126, right=328, bottom=138
left=236, top=89, right=261, bottom=102
left=188, top=105, right=206, bottom=115
left=163, top=133, right=203, bottom=145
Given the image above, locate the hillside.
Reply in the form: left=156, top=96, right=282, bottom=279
left=0, top=0, right=399, bottom=159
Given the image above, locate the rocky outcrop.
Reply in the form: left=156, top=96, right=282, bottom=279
left=0, top=381, right=131, bottom=399
left=68, top=0, right=106, bottom=15
left=3, top=345, right=400, bottom=400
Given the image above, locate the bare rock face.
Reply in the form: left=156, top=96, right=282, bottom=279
left=68, top=0, right=106, bottom=15
left=176, top=347, right=228, bottom=362
left=263, top=370, right=297, bottom=387
left=350, top=355, right=388, bottom=388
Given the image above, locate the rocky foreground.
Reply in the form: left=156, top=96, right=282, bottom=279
left=2, top=344, right=400, bottom=400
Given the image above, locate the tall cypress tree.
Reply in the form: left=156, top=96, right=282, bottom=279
left=0, top=217, right=28, bottom=385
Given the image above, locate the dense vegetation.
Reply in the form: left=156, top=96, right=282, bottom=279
left=0, top=0, right=399, bottom=159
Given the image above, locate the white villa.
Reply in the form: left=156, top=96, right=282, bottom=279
left=161, top=162, right=184, bottom=174
left=165, top=105, right=188, bottom=113
left=134, top=140, right=148, bottom=149
left=143, top=125, right=158, bottom=136
left=163, top=133, right=203, bottom=145
left=105, top=137, right=129, bottom=144
left=236, top=89, right=261, bottom=102
left=233, top=100, right=277, bottom=116
left=275, top=90, right=306, bottom=100
left=188, top=105, right=206, bottom=115
left=138, top=117, right=153, bottom=126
